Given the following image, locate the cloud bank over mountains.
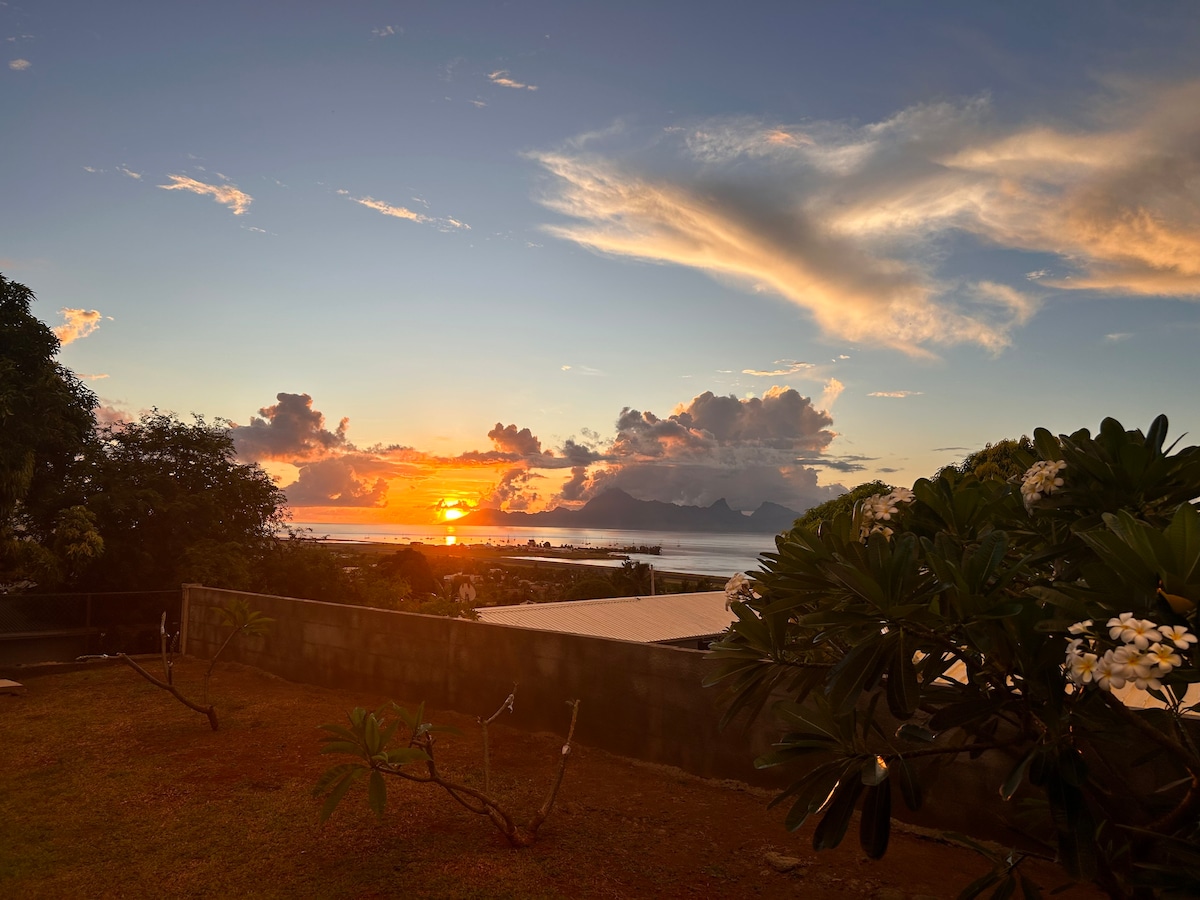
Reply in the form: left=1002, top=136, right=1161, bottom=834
left=531, top=79, right=1200, bottom=357
left=230, top=387, right=851, bottom=516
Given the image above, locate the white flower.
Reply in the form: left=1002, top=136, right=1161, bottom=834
left=1067, top=619, right=1093, bottom=635
left=1067, top=651, right=1099, bottom=685
left=1123, top=619, right=1162, bottom=650
left=1107, top=612, right=1161, bottom=648
left=1113, top=645, right=1154, bottom=679
left=1147, top=642, right=1183, bottom=673
left=1021, top=459, right=1066, bottom=508
left=858, top=489, right=913, bottom=540
left=1094, top=651, right=1127, bottom=691
left=724, top=572, right=750, bottom=596
left=1158, top=623, right=1197, bottom=651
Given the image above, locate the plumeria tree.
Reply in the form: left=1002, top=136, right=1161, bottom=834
left=708, top=415, right=1200, bottom=898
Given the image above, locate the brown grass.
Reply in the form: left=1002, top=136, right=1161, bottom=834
left=0, top=658, right=1100, bottom=899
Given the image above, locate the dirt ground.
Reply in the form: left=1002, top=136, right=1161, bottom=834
left=0, top=658, right=1101, bottom=899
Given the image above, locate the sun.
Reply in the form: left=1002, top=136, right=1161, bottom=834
left=441, top=505, right=467, bottom=521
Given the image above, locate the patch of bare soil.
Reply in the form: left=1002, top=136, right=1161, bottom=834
left=0, top=658, right=1101, bottom=899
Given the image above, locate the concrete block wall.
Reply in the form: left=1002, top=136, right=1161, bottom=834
left=183, top=585, right=781, bottom=785
left=183, top=585, right=1033, bottom=843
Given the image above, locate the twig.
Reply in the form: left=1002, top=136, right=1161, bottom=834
left=119, top=654, right=218, bottom=731
left=479, top=685, right=516, bottom=793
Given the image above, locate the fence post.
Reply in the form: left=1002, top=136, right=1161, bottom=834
left=180, top=584, right=197, bottom=656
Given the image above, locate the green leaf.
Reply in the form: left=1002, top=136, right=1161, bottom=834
left=999, top=747, right=1037, bottom=802
left=896, top=723, right=937, bottom=743
left=384, top=747, right=430, bottom=767
left=367, top=770, right=386, bottom=818
left=893, top=757, right=923, bottom=811
left=886, top=632, right=920, bottom=719
left=316, top=766, right=365, bottom=823
left=858, top=781, right=892, bottom=859
left=812, top=777, right=864, bottom=851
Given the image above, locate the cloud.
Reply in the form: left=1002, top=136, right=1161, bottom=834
left=555, top=387, right=843, bottom=511
left=868, top=390, right=923, bottom=398
left=158, top=174, right=252, bottom=215
left=345, top=193, right=469, bottom=231
left=282, top=457, right=389, bottom=507
left=235, top=388, right=848, bottom=515
left=231, top=392, right=349, bottom=462
left=52, top=308, right=104, bottom=345
left=118, top=167, right=141, bottom=180
left=1104, top=332, right=1133, bottom=343
left=80, top=373, right=109, bottom=381
left=488, top=70, right=537, bottom=91
left=560, top=363, right=606, bottom=376
left=742, top=360, right=815, bottom=377
left=820, top=378, right=845, bottom=410
left=488, top=423, right=543, bottom=456
left=531, top=79, right=1200, bottom=355
left=371, top=25, right=399, bottom=38
left=8, top=59, right=30, bottom=70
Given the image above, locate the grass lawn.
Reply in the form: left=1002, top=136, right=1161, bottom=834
left=0, top=658, right=1101, bottom=899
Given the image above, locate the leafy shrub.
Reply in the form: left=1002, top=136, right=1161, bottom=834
left=708, top=415, right=1200, bottom=897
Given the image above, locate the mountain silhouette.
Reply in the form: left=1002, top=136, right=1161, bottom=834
left=457, top=489, right=800, bottom=533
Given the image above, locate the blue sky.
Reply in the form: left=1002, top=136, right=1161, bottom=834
left=5, top=1, right=1200, bottom=524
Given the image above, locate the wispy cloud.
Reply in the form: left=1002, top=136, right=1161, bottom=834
left=8, top=58, right=30, bottom=71
left=81, top=373, right=110, bottom=381
left=489, top=70, right=537, bottom=91
left=561, top=364, right=606, bottom=376
left=345, top=192, right=469, bottom=231
left=742, top=360, right=815, bottom=377
left=118, top=166, right=141, bottom=180
left=53, top=308, right=106, bottom=345
left=1104, top=332, right=1133, bottom=343
left=371, top=25, right=400, bottom=38
left=532, top=79, right=1200, bottom=355
left=868, top=391, right=923, bottom=399
left=158, top=174, right=252, bottom=215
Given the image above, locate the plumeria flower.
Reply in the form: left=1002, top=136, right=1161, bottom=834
left=889, top=487, right=916, bottom=505
left=1066, top=637, right=1085, bottom=657
left=1067, top=651, right=1099, bottom=685
left=1147, top=642, right=1183, bottom=674
left=1068, top=619, right=1093, bottom=635
left=1107, top=612, right=1161, bottom=648
left=1094, top=651, right=1127, bottom=691
left=1020, top=459, right=1066, bottom=508
left=1114, top=645, right=1154, bottom=679
left=1158, top=623, right=1197, bottom=651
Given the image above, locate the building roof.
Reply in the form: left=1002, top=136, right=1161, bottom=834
left=475, top=591, right=733, bottom=644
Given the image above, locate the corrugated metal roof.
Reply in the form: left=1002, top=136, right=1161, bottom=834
left=475, top=591, right=733, bottom=644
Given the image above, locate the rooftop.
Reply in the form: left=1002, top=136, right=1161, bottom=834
left=475, top=591, right=732, bottom=644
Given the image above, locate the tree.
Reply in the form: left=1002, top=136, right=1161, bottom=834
left=936, top=437, right=1034, bottom=482
left=0, top=273, right=98, bottom=586
left=709, top=415, right=1200, bottom=896
left=791, top=480, right=894, bottom=532
left=70, top=411, right=286, bottom=590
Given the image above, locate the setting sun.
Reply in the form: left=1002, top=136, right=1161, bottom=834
left=441, top=506, right=467, bottom=522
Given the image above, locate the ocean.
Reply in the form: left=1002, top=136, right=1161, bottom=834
left=288, top=522, right=778, bottom=578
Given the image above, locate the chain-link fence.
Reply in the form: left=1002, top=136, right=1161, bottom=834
left=0, top=590, right=182, bottom=666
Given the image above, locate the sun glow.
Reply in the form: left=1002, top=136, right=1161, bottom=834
left=441, top=505, right=467, bottom=521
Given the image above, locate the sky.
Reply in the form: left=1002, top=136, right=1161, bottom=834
left=5, top=1, right=1200, bottom=526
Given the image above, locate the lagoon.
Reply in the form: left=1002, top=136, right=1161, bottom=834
left=289, top=522, right=776, bottom=578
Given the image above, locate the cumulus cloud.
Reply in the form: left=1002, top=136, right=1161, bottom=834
left=282, top=457, right=389, bottom=507
left=52, top=308, right=105, bottom=345
left=488, top=423, right=543, bottom=456
left=231, top=392, right=349, bottom=462
left=531, top=79, right=1200, bottom=355
left=555, top=387, right=843, bottom=511
left=8, top=58, right=31, bottom=70
left=158, top=174, right=252, bottom=215
left=488, top=70, right=537, bottom=91
left=235, top=388, right=848, bottom=515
